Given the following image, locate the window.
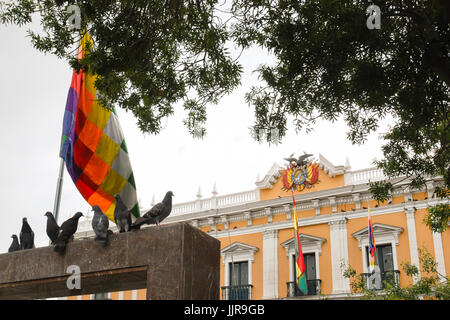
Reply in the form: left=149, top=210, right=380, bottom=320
left=290, top=253, right=320, bottom=296
left=92, top=292, right=109, bottom=300
left=281, top=234, right=325, bottom=297
left=225, top=261, right=251, bottom=300
left=230, top=261, right=248, bottom=286
left=352, top=223, right=403, bottom=275
left=221, top=242, right=257, bottom=300
left=365, top=244, right=394, bottom=273
left=364, top=243, right=399, bottom=289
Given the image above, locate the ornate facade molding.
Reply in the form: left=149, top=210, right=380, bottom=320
left=221, top=242, right=259, bottom=264
left=281, top=234, right=326, bottom=256
left=352, top=223, right=403, bottom=249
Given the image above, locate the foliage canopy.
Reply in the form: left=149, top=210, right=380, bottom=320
left=1, top=0, right=448, bottom=230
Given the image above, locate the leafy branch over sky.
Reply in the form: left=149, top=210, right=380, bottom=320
left=1, top=0, right=448, bottom=231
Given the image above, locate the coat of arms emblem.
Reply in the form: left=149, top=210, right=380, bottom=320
left=282, top=153, right=319, bottom=191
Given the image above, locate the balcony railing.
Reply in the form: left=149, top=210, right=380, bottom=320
left=361, top=270, right=400, bottom=290
left=221, top=285, right=253, bottom=300
left=286, top=279, right=321, bottom=297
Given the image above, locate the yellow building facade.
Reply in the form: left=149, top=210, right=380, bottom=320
left=68, top=154, right=449, bottom=300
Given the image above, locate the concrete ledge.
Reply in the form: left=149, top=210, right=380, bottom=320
left=0, top=223, right=220, bottom=300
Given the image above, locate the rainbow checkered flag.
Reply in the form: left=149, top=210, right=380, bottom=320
left=368, top=206, right=376, bottom=272
left=60, top=33, right=140, bottom=221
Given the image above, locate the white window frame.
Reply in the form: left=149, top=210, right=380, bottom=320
left=281, top=234, right=326, bottom=283
left=352, top=223, right=403, bottom=273
left=221, top=242, right=258, bottom=299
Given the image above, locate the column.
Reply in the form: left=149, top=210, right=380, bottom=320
left=328, top=218, right=350, bottom=294
left=262, top=229, right=278, bottom=299
left=432, top=231, right=447, bottom=280
left=405, top=207, right=420, bottom=283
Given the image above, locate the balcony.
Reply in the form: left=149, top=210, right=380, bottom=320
left=361, top=270, right=400, bottom=290
left=286, top=279, right=321, bottom=297
left=221, top=285, right=253, bottom=300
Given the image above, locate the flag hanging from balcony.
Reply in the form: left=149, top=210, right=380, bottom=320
left=59, top=32, right=140, bottom=221
left=291, top=190, right=308, bottom=294
left=368, top=205, right=376, bottom=272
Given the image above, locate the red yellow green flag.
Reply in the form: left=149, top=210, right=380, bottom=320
left=291, top=190, right=308, bottom=294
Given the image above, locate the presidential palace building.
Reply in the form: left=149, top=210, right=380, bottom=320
left=65, top=154, right=450, bottom=300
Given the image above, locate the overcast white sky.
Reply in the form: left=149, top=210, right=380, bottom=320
left=0, top=20, right=391, bottom=253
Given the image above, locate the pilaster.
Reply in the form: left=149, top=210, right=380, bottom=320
left=328, top=218, right=350, bottom=294
left=262, top=229, right=278, bottom=299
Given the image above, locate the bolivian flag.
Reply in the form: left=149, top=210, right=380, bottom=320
left=291, top=193, right=308, bottom=294
left=60, top=33, right=140, bottom=221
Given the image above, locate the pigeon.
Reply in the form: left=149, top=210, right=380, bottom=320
left=92, top=205, right=112, bottom=245
left=20, top=217, right=35, bottom=250
left=53, top=212, right=83, bottom=255
left=113, top=194, right=132, bottom=233
left=132, top=191, right=174, bottom=229
left=8, top=235, right=21, bottom=253
left=44, top=212, right=60, bottom=244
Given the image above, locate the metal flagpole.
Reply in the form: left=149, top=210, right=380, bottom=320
left=53, top=157, right=65, bottom=224
left=291, top=188, right=300, bottom=258
left=291, top=187, right=301, bottom=295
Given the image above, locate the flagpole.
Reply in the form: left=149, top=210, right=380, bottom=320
left=368, top=204, right=377, bottom=273
left=290, top=188, right=300, bottom=295
left=53, top=157, right=65, bottom=224
left=291, top=188, right=300, bottom=256
left=290, top=187, right=308, bottom=295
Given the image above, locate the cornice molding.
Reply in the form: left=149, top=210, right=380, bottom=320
left=281, top=234, right=326, bottom=256
left=352, top=223, right=404, bottom=249
left=221, top=242, right=259, bottom=264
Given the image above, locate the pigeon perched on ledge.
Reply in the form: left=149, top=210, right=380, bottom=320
left=20, top=217, right=35, bottom=250
left=8, top=235, right=21, bottom=252
left=54, top=212, right=83, bottom=255
left=113, top=194, right=132, bottom=233
left=44, top=211, right=60, bottom=245
left=92, top=205, right=112, bottom=245
left=132, top=191, right=174, bottom=230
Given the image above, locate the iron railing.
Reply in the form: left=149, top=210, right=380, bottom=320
left=361, top=270, right=400, bottom=290
left=286, top=279, right=321, bottom=297
left=221, top=285, right=253, bottom=300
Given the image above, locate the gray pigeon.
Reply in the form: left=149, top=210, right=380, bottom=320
left=132, top=191, right=174, bottom=229
left=92, top=205, right=112, bottom=245
left=54, top=212, right=83, bottom=255
left=44, top=211, right=60, bottom=244
left=20, top=217, right=35, bottom=250
left=113, top=194, right=132, bottom=233
left=8, top=235, right=21, bottom=252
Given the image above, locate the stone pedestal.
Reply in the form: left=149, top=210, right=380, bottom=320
left=0, top=223, right=220, bottom=300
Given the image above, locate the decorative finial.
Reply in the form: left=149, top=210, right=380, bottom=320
left=345, top=157, right=351, bottom=169
left=212, top=182, right=218, bottom=196
left=196, top=186, right=202, bottom=199
left=151, top=194, right=155, bottom=206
